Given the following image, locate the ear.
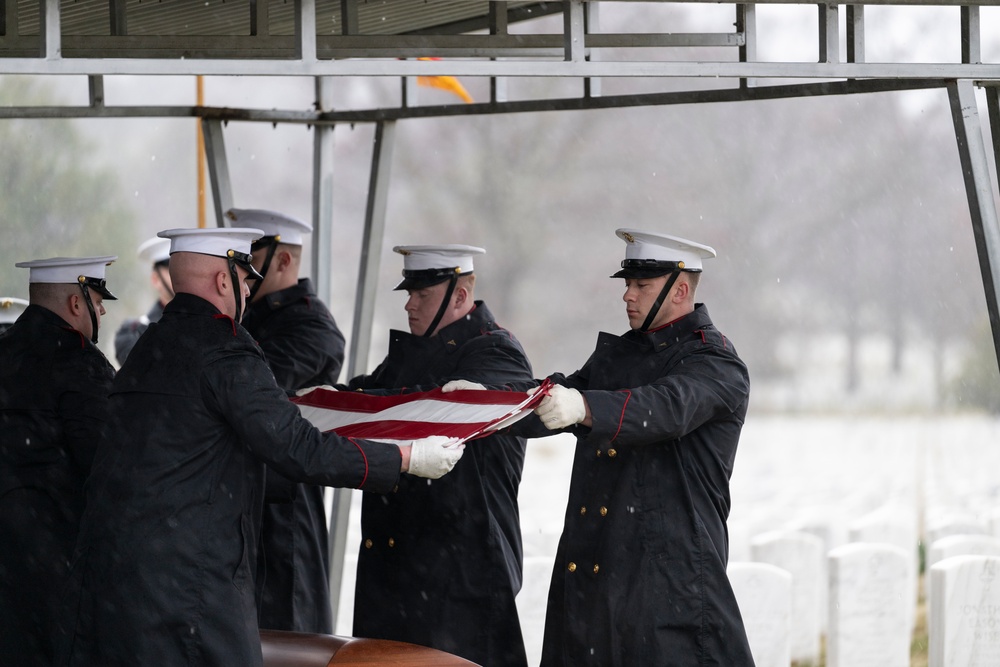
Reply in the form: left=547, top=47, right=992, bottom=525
left=672, top=279, right=689, bottom=303
left=215, top=270, right=229, bottom=296
left=452, top=284, right=469, bottom=308
left=67, top=291, right=83, bottom=315
left=276, top=249, right=293, bottom=272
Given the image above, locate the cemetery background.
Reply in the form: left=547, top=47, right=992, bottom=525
left=2, top=4, right=1000, bottom=667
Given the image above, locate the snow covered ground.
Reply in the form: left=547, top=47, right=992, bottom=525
left=333, top=413, right=1000, bottom=665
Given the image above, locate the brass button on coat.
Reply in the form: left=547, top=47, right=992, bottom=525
left=580, top=506, right=587, bottom=516
left=593, top=564, right=600, bottom=574
left=600, top=506, right=608, bottom=516
left=608, top=448, right=618, bottom=458
left=567, top=562, right=577, bottom=572
left=387, top=537, right=395, bottom=547
left=364, top=539, right=373, bottom=549
left=596, top=449, right=602, bottom=457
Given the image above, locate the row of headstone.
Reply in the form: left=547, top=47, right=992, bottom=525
left=730, top=528, right=1000, bottom=667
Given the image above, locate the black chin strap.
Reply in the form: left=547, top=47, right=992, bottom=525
left=247, top=241, right=278, bottom=303
left=77, top=283, right=99, bottom=344
left=424, top=274, right=459, bottom=337
left=227, top=257, right=244, bottom=324
left=640, top=271, right=680, bottom=333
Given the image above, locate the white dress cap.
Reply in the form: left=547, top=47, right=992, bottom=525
left=0, top=297, right=29, bottom=324
left=158, top=227, right=264, bottom=258
left=137, top=236, right=172, bottom=265
left=15, top=256, right=118, bottom=285
left=615, top=228, right=716, bottom=271
left=393, top=244, right=485, bottom=273
left=224, top=208, right=312, bottom=246
left=392, top=244, right=486, bottom=291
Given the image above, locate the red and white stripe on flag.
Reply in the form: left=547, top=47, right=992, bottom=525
left=291, top=382, right=549, bottom=445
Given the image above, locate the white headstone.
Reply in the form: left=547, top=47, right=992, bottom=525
left=928, top=534, right=1000, bottom=570
left=827, top=543, right=911, bottom=667
left=925, top=513, right=988, bottom=547
left=929, top=555, right=1000, bottom=667
left=727, top=561, right=792, bottom=667
left=751, top=529, right=823, bottom=664
left=849, top=506, right=920, bottom=629
left=788, top=505, right=849, bottom=632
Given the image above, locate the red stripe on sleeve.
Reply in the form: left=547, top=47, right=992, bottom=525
left=610, top=390, right=631, bottom=442
left=348, top=437, right=370, bottom=488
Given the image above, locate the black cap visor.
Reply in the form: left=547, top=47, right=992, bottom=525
left=80, top=276, right=118, bottom=300
left=393, top=267, right=464, bottom=291
left=227, top=249, right=265, bottom=282
left=611, top=259, right=701, bottom=279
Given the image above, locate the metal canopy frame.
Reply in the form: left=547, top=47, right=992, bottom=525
left=4, top=0, right=1000, bottom=628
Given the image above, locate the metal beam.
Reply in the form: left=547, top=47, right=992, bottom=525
left=847, top=5, right=865, bottom=64
left=564, top=0, right=586, bottom=63
left=737, top=3, right=757, bottom=89
left=961, top=5, right=981, bottom=64
left=0, top=79, right=949, bottom=123
left=40, top=0, right=59, bottom=60
left=2, top=57, right=1000, bottom=79
left=948, top=80, right=1000, bottom=372
left=296, top=0, right=317, bottom=64
left=201, top=119, right=235, bottom=227
left=818, top=3, right=839, bottom=65
left=347, top=120, right=396, bottom=382
left=310, top=75, right=348, bottom=629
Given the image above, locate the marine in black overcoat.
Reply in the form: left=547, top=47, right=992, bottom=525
left=113, top=299, right=164, bottom=365
left=345, top=301, right=533, bottom=667
left=55, top=293, right=401, bottom=667
left=510, top=304, right=754, bottom=667
left=241, top=278, right=346, bottom=633
left=0, top=304, right=114, bottom=667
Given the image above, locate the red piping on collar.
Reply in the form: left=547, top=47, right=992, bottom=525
left=213, top=314, right=237, bottom=336
left=646, top=315, right=685, bottom=334
left=62, top=326, right=87, bottom=349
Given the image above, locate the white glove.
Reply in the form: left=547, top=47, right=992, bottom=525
left=441, top=379, right=486, bottom=392
left=408, top=436, right=465, bottom=479
left=295, top=384, right=337, bottom=397
left=534, top=385, right=587, bottom=430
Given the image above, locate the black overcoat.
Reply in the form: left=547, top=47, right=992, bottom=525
left=512, top=304, right=754, bottom=667
left=346, top=301, right=533, bottom=667
left=0, top=305, right=114, bottom=667
left=55, top=294, right=401, bottom=667
left=113, top=299, right=164, bottom=365
left=242, top=278, right=346, bottom=633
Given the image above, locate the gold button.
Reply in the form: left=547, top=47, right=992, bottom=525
left=387, top=538, right=395, bottom=547
left=596, top=449, right=602, bottom=457
left=593, top=564, right=600, bottom=574
left=567, top=562, right=577, bottom=572
left=600, top=506, right=608, bottom=517
left=580, top=506, right=587, bottom=516
left=364, top=539, right=373, bottom=549
left=392, top=485, right=399, bottom=493
left=608, top=448, right=617, bottom=458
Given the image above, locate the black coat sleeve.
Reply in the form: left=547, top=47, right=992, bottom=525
left=203, top=351, right=401, bottom=494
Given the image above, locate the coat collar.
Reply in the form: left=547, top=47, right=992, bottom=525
left=391, top=300, right=495, bottom=350
left=246, top=278, right=314, bottom=318
left=623, top=303, right=713, bottom=351
left=164, top=292, right=225, bottom=317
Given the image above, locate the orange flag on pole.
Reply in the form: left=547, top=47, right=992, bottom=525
left=416, top=57, right=474, bottom=104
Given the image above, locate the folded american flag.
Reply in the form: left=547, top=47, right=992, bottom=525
left=291, top=381, right=550, bottom=445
